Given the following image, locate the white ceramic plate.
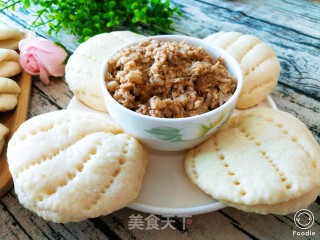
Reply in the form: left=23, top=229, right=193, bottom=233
left=68, top=96, right=277, bottom=215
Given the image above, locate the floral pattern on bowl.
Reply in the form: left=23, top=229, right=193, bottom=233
left=145, top=108, right=234, bottom=142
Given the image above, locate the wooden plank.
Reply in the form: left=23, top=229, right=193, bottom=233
left=0, top=70, right=32, bottom=197
left=0, top=200, right=31, bottom=240
left=27, top=78, right=72, bottom=118
left=223, top=204, right=320, bottom=239
left=197, top=0, right=320, bottom=36
left=272, top=83, right=320, bottom=142
left=0, top=191, right=110, bottom=240
left=99, top=208, right=255, bottom=240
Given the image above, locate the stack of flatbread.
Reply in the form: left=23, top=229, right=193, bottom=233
left=0, top=24, right=23, bottom=155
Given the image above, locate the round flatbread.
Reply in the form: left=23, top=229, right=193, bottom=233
left=0, top=77, right=20, bottom=93
left=204, top=32, right=280, bottom=109
left=0, top=77, right=21, bottom=112
left=185, top=108, right=320, bottom=214
left=0, top=93, right=19, bottom=112
left=65, top=31, right=144, bottom=112
left=0, top=49, right=22, bottom=77
left=0, top=24, right=23, bottom=50
left=0, top=123, right=9, bottom=155
left=7, top=110, right=148, bottom=223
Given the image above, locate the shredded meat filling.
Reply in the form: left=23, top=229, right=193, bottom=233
left=105, top=39, right=237, bottom=118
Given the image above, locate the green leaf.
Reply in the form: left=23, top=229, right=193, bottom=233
left=54, top=41, right=67, bottom=51
left=108, top=1, right=116, bottom=8
left=198, top=125, right=212, bottom=137
left=106, top=21, right=113, bottom=27
left=82, top=27, right=92, bottom=35
left=92, top=15, right=100, bottom=22
left=54, top=45, right=71, bottom=65
left=23, top=0, right=30, bottom=8
left=39, top=1, right=47, bottom=7
left=108, top=11, right=114, bottom=18
left=84, top=36, right=91, bottom=42
left=131, top=3, right=138, bottom=9
left=146, top=127, right=183, bottom=142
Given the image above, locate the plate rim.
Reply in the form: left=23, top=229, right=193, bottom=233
left=128, top=201, right=226, bottom=216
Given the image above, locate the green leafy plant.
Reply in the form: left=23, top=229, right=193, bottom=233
left=0, top=0, right=182, bottom=42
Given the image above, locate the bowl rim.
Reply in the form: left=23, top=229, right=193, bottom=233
left=99, top=35, right=243, bottom=123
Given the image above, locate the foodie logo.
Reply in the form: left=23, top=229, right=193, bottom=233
left=293, top=209, right=316, bottom=237
left=294, top=209, right=314, bottom=229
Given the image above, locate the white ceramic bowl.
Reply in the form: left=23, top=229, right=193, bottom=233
left=100, top=35, right=243, bottom=151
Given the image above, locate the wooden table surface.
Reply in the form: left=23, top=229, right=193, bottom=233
left=1, top=0, right=320, bottom=239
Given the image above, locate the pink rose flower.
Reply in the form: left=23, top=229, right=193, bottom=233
left=19, top=37, right=68, bottom=85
